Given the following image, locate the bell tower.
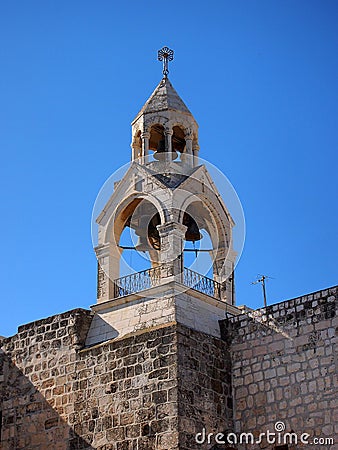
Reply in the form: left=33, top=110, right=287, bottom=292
left=87, top=47, right=239, bottom=347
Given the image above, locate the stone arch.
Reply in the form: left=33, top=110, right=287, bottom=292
left=144, top=115, right=168, bottom=130
left=172, top=125, right=186, bottom=155
left=177, top=192, right=232, bottom=287
left=178, top=196, right=226, bottom=251
left=102, top=194, right=168, bottom=285
left=149, top=124, right=165, bottom=153
left=104, top=193, right=167, bottom=245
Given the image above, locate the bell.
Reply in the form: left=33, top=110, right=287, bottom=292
left=153, top=139, right=178, bottom=161
left=135, top=235, right=151, bottom=252
left=153, top=139, right=166, bottom=161
left=148, top=214, right=161, bottom=250
left=183, top=213, right=202, bottom=242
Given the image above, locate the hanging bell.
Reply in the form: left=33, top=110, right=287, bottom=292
left=153, top=139, right=166, bottom=161
left=153, top=139, right=178, bottom=161
left=183, top=213, right=202, bottom=242
left=135, top=235, right=151, bottom=252
left=148, top=214, right=161, bottom=250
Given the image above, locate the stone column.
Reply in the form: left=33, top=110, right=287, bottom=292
left=95, top=244, right=110, bottom=302
left=182, top=135, right=193, bottom=166
left=157, top=222, right=187, bottom=283
left=95, top=243, right=123, bottom=302
left=192, top=144, right=200, bottom=167
left=211, top=248, right=236, bottom=304
left=141, top=131, right=150, bottom=164
left=165, top=128, right=173, bottom=163
left=131, top=143, right=141, bottom=162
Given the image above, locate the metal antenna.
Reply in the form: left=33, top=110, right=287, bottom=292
left=157, top=46, right=174, bottom=78
left=252, top=274, right=273, bottom=308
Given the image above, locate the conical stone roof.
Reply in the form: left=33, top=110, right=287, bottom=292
left=133, top=77, right=192, bottom=121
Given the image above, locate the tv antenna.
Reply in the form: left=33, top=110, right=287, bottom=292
left=252, top=274, right=274, bottom=308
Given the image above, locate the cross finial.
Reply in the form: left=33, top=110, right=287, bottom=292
left=158, top=46, right=174, bottom=78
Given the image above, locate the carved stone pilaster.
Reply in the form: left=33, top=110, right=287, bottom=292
left=141, top=131, right=150, bottom=164
left=165, top=128, right=173, bottom=162
left=157, top=221, right=187, bottom=281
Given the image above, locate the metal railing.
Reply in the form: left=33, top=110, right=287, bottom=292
left=113, top=265, right=162, bottom=298
left=113, top=264, right=223, bottom=300
left=183, top=267, right=222, bottom=299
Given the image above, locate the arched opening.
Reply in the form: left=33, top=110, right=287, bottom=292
left=182, top=200, right=226, bottom=280
left=184, top=228, right=214, bottom=278
left=172, top=125, right=186, bottom=161
left=181, top=199, right=231, bottom=301
left=119, top=225, right=150, bottom=277
left=149, top=124, right=165, bottom=161
left=117, top=198, right=162, bottom=278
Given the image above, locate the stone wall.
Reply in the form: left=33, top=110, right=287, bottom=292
left=0, top=310, right=233, bottom=450
left=1, top=286, right=336, bottom=450
left=0, top=311, right=180, bottom=450
left=176, top=324, right=233, bottom=450
left=220, top=286, right=337, bottom=450
left=0, top=309, right=93, bottom=449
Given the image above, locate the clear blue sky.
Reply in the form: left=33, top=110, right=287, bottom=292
left=1, top=1, right=337, bottom=337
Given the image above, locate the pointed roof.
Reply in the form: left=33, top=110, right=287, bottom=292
left=133, top=77, right=193, bottom=122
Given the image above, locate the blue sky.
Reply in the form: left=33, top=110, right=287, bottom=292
left=1, top=1, right=337, bottom=337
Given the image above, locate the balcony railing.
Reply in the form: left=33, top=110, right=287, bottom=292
left=183, top=267, right=222, bottom=300
left=113, top=264, right=223, bottom=300
left=113, top=265, right=162, bottom=298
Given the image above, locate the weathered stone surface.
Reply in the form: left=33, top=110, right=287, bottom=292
left=220, top=285, right=337, bottom=450
left=1, top=287, right=336, bottom=449
left=1, top=304, right=233, bottom=450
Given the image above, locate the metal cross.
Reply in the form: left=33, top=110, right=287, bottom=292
left=158, top=46, right=174, bottom=78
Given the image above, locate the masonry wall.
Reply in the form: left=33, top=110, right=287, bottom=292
left=0, top=310, right=233, bottom=450
left=0, top=311, right=180, bottom=450
left=0, top=309, right=94, bottom=450
left=2, top=286, right=336, bottom=450
left=220, top=286, right=337, bottom=450
left=176, top=324, right=233, bottom=450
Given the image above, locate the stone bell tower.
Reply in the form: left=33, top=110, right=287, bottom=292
left=87, top=47, right=239, bottom=347
left=1, top=48, right=336, bottom=450
left=80, top=47, right=242, bottom=449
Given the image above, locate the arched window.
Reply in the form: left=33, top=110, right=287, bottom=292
left=149, top=124, right=165, bottom=160
left=172, top=125, right=186, bottom=161
left=117, top=198, right=162, bottom=278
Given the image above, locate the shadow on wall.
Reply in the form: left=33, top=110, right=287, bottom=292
left=0, top=353, right=94, bottom=450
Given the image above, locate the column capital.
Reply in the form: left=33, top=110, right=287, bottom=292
left=131, top=142, right=141, bottom=150
left=157, top=221, right=187, bottom=237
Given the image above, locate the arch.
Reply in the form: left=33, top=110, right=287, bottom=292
left=103, top=195, right=167, bottom=280
left=183, top=227, right=214, bottom=278
left=172, top=125, right=186, bottom=154
left=104, top=193, right=167, bottom=245
left=176, top=192, right=233, bottom=284
left=144, top=115, right=168, bottom=129
left=149, top=124, right=165, bottom=153
left=181, top=199, right=224, bottom=252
